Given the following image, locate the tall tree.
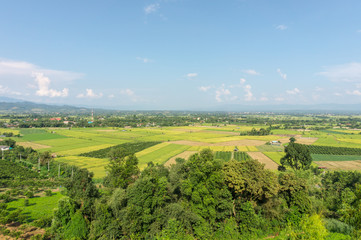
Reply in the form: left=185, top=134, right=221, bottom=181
left=103, top=148, right=140, bottom=189
left=281, top=142, right=312, bottom=170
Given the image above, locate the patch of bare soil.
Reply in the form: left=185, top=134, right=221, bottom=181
left=168, top=140, right=266, bottom=146
left=16, top=142, right=50, bottom=150
left=296, top=137, right=318, bottom=145
left=315, top=160, right=361, bottom=170
left=247, top=152, right=279, bottom=170
left=164, top=151, right=198, bottom=167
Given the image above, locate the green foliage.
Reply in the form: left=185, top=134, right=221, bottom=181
left=325, top=218, right=354, bottom=235
left=80, top=141, right=161, bottom=158
left=223, top=159, right=279, bottom=203
left=236, top=201, right=265, bottom=235
left=0, top=160, right=38, bottom=182
left=279, top=172, right=311, bottom=213
left=63, top=210, right=89, bottom=240
left=300, top=214, right=328, bottom=240
left=3, top=138, right=16, bottom=148
left=181, top=149, right=233, bottom=226
left=281, top=143, right=312, bottom=170
left=103, top=148, right=140, bottom=189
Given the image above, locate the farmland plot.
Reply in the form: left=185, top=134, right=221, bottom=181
left=247, top=152, right=279, bottom=170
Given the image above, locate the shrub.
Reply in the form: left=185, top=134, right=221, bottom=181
left=24, top=190, right=34, bottom=198
left=45, top=190, right=52, bottom=196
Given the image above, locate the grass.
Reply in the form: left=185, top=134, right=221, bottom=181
left=20, top=129, right=68, bottom=142
left=7, top=192, right=63, bottom=222
left=311, top=154, right=361, bottom=161
left=56, top=156, right=109, bottom=179
left=137, top=144, right=190, bottom=169
left=263, top=152, right=285, bottom=165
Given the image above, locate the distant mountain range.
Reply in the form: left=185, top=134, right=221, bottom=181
left=0, top=97, right=92, bottom=114
left=0, top=96, right=361, bottom=114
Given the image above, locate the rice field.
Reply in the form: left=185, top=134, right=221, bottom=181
left=56, top=156, right=109, bottom=179
left=136, top=143, right=191, bottom=169
left=263, top=152, right=285, bottom=165
left=12, top=125, right=361, bottom=175
left=311, top=154, right=361, bottom=161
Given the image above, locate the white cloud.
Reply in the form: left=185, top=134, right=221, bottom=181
left=315, top=87, right=324, bottom=92
left=275, top=97, right=285, bottom=101
left=240, top=78, right=246, bottom=84
left=33, top=72, right=69, bottom=97
left=334, top=92, right=342, bottom=96
left=77, top=89, right=103, bottom=98
left=318, top=62, right=361, bottom=82
left=243, top=84, right=254, bottom=101
left=199, top=86, right=211, bottom=92
left=286, top=88, right=300, bottom=95
left=0, top=59, right=82, bottom=97
left=215, top=86, right=231, bottom=102
left=357, top=30, right=361, bottom=33
left=0, top=60, right=83, bottom=80
left=108, top=94, right=115, bottom=98
left=277, top=68, right=287, bottom=80
left=144, top=3, right=160, bottom=14
left=346, top=90, right=361, bottom=96
left=276, top=25, right=288, bottom=30
left=136, top=57, right=152, bottom=63
left=243, top=69, right=260, bottom=75
left=187, top=73, right=198, bottom=78
left=121, top=88, right=139, bottom=102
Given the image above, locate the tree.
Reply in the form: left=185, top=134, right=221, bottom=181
left=39, top=151, right=52, bottom=166
left=281, top=142, right=312, bottom=170
left=103, top=148, right=140, bottom=189
left=223, top=159, right=279, bottom=203
left=3, top=139, right=16, bottom=148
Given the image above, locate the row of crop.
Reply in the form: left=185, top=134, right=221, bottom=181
left=234, top=152, right=251, bottom=161
left=305, top=144, right=361, bottom=155
left=214, top=151, right=251, bottom=162
left=79, top=141, right=161, bottom=158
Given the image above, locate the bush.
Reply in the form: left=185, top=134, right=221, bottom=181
left=45, top=190, right=52, bottom=196
left=24, top=190, right=34, bottom=198
left=24, top=199, right=29, bottom=206
left=325, top=218, right=354, bottom=235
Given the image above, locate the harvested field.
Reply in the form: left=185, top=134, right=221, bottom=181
left=169, top=139, right=266, bottom=146
left=296, top=137, right=318, bottom=145
left=315, top=160, right=361, bottom=170
left=275, top=136, right=318, bottom=145
left=164, top=151, right=198, bottom=167
left=247, top=152, right=279, bottom=170
left=16, top=142, right=50, bottom=149
left=202, top=130, right=240, bottom=136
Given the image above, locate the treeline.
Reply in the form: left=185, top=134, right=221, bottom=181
left=240, top=127, right=271, bottom=136
left=79, top=141, right=161, bottom=158
left=48, top=149, right=361, bottom=239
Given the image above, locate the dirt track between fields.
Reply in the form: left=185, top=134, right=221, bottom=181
left=164, top=151, right=198, bottom=167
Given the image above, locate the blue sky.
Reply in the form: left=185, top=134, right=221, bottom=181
left=1, top=0, right=361, bottom=110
